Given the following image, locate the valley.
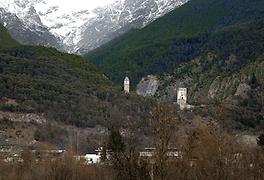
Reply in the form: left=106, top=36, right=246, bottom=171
left=0, top=0, right=263, bottom=179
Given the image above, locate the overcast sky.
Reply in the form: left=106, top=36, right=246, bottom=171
left=46, top=0, right=118, bottom=11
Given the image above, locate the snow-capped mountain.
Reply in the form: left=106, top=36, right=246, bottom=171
left=78, top=0, right=189, bottom=53
left=0, top=0, right=189, bottom=53
left=0, top=0, right=62, bottom=49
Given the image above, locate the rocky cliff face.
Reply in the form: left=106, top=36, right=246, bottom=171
left=155, top=53, right=264, bottom=110
left=147, top=53, right=264, bottom=130
left=136, top=75, right=159, bottom=97
left=158, top=59, right=252, bottom=101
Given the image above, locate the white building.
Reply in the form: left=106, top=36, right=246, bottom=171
left=84, top=154, right=101, bottom=164
left=177, top=88, right=187, bottom=110
left=139, top=148, right=182, bottom=158
left=124, top=77, right=130, bottom=93
left=74, top=154, right=100, bottom=164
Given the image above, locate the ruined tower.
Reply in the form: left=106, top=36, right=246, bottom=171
left=177, top=88, right=187, bottom=110
left=124, top=77, right=130, bottom=93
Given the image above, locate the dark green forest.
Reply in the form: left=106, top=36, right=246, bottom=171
left=0, top=46, right=153, bottom=128
left=86, top=0, right=264, bottom=85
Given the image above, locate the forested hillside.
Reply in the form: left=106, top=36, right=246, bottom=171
left=156, top=20, right=264, bottom=130
left=0, top=46, right=153, bottom=128
left=86, top=0, right=264, bottom=84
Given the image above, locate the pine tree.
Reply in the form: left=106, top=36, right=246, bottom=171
left=251, top=73, right=257, bottom=85
left=100, top=142, right=107, bottom=162
left=107, top=130, right=125, bottom=153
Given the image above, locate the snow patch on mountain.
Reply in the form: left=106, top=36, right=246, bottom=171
left=0, top=0, right=189, bottom=53
left=77, top=0, right=189, bottom=53
left=0, top=0, right=94, bottom=51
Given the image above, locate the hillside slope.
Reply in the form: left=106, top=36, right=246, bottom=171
left=0, top=24, right=19, bottom=48
left=86, top=0, right=264, bottom=84
left=0, top=46, right=153, bottom=128
left=155, top=20, right=264, bottom=130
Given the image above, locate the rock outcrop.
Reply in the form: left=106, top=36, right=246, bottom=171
left=0, top=111, right=47, bottom=124
left=136, top=75, right=159, bottom=97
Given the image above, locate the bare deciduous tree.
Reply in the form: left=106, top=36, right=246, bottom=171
left=150, top=102, right=180, bottom=180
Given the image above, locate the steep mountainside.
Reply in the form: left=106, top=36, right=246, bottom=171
left=77, top=0, right=188, bottom=53
left=157, top=54, right=264, bottom=130
left=144, top=20, right=264, bottom=130
left=86, top=0, right=264, bottom=84
left=0, top=46, right=153, bottom=128
left=0, top=7, right=61, bottom=50
left=0, top=23, right=19, bottom=48
left=0, top=0, right=188, bottom=53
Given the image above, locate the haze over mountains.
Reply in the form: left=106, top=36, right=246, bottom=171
left=0, top=0, right=188, bottom=53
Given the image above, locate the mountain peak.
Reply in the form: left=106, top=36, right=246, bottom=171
left=0, top=0, right=188, bottom=53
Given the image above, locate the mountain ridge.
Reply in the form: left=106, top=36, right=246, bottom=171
left=0, top=0, right=188, bottom=53
left=85, top=0, right=264, bottom=84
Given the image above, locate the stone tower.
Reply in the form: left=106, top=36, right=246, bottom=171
left=177, top=88, right=187, bottom=110
left=124, top=77, right=130, bottom=93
